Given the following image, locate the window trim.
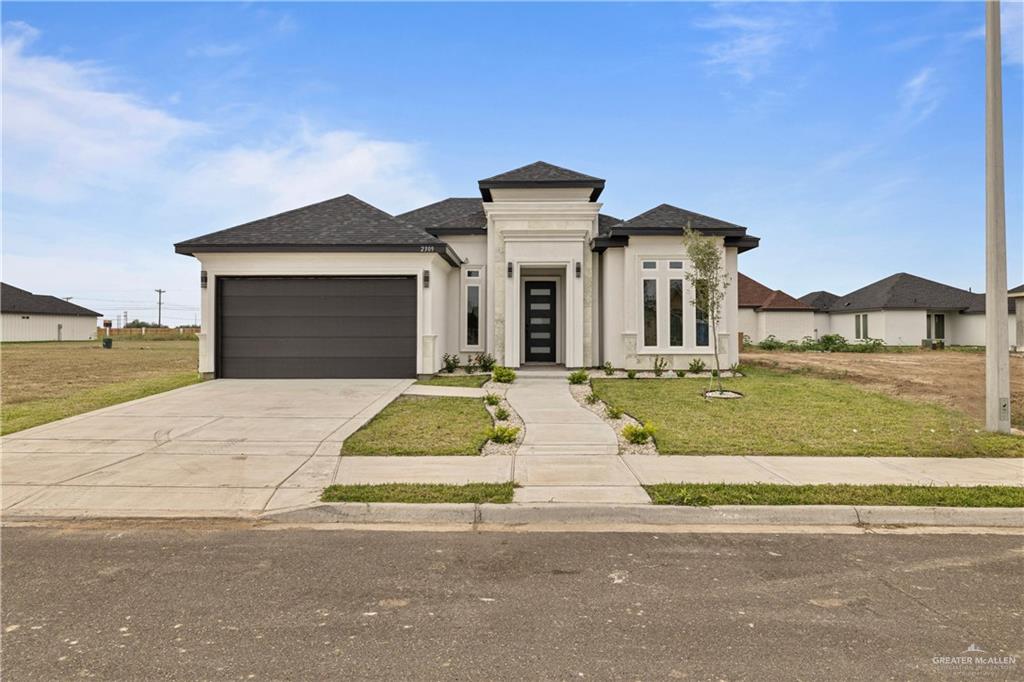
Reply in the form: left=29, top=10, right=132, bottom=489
left=642, top=277, right=659, bottom=348
left=636, top=256, right=713, bottom=354
left=460, top=265, right=485, bottom=352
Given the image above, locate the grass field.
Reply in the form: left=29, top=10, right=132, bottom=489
left=340, top=395, right=493, bottom=456
left=1, top=339, right=199, bottom=435
left=644, top=483, right=1024, bottom=507
left=416, top=374, right=491, bottom=388
left=592, top=365, right=1024, bottom=457
left=321, top=482, right=516, bottom=503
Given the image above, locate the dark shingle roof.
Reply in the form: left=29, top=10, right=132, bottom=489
left=1, top=283, right=100, bottom=317
left=397, top=197, right=483, bottom=232
left=799, top=290, right=839, bottom=312
left=831, top=273, right=982, bottom=313
left=478, top=161, right=605, bottom=201
left=603, top=204, right=760, bottom=253
left=175, top=195, right=452, bottom=257
left=597, top=213, right=621, bottom=237
left=1009, top=284, right=1024, bottom=296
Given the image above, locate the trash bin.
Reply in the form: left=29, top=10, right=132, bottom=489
left=102, top=337, right=113, bottom=349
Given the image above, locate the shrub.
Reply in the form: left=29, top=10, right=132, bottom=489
left=568, top=369, right=590, bottom=385
left=442, top=353, right=460, bottom=373
left=474, top=352, right=496, bottom=372
left=483, top=393, right=501, bottom=406
left=606, top=405, right=623, bottom=419
left=626, top=369, right=637, bottom=379
left=711, top=369, right=719, bottom=378
left=492, top=366, right=516, bottom=383
left=758, top=335, right=786, bottom=351
left=585, top=391, right=599, bottom=405
left=602, top=361, right=615, bottom=376
left=847, top=337, right=885, bottom=353
left=675, top=369, right=686, bottom=378
left=493, top=406, right=510, bottom=421
left=488, top=424, right=520, bottom=444
left=688, top=358, right=706, bottom=373
left=464, top=362, right=479, bottom=374
left=622, top=421, right=655, bottom=445
left=817, top=334, right=848, bottom=352
left=653, top=356, right=668, bottom=377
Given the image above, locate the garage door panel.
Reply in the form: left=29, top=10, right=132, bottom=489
left=217, top=276, right=417, bottom=379
left=220, top=315, right=415, bottom=338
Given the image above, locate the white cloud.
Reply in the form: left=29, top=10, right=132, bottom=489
left=186, top=42, right=247, bottom=58
left=900, top=67, right=942, bottom=125
left=1002, top=1, right=1023, bottom=65
left=695, top=4, right=834, bottom=82
left=1, top=22, right=439, bottom=314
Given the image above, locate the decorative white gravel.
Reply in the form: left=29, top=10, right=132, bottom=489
left=568, top=383, right=658, bottom=456
left=480, top=380, right=522, bottom=456
left=584, top=369, right=741, bottom=380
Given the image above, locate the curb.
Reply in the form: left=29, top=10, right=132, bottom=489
left=261, top=503, right=1024, bottom=528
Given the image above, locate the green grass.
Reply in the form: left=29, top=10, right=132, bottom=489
left=644, top=483, right=1024, bottom=507
left=340, top=395, right=493, bottom=456
left=1, top=372, right=201, bottom=435
left=592, top=366, right=1024, bottom=457
left=416, top=374, right=490, bottom=388
left=321, top=482, right=516, bottom=504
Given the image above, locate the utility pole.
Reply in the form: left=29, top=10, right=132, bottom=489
left=986, top=0, right=1010, bottom=433
left=155, top=289, right=166, bottom=327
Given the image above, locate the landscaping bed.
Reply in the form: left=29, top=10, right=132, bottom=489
left=341, top=395, right=493, bottom=456
left=644, top=483, right=1024, bottom=507
left=591, top=365, right=1024, bottom=457
left=321, top=482, right=516, bottom=504
left=568, top=383, right=657, bottom=455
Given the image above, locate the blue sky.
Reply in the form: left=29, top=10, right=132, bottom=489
left=2, top=2, right=1022, bottom=323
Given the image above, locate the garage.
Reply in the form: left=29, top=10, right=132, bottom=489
left=216, top=276, right=417, bottom=379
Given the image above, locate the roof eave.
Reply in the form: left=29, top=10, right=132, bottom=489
left=478, top=180, right=605, bottom=203
left=174, top=242, right=462, bottom=267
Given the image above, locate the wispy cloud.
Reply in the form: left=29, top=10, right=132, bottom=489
left=186, top=42, right=247, bottom=58
left=899, top=67, right=943, bottom=125
left=695, top=4, right=834, bottom=82
left=961, top=1, right=1022, bottom=65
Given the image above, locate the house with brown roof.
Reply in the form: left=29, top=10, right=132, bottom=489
left=736, top=273, right=815, bottom=344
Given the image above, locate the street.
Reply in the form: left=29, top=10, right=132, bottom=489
left=2, top=524, right=1022, bottom=680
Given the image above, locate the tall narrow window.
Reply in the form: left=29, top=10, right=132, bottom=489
left=855, top=314, right=862, bottom=339
left=862, top=314, right=869, bottom=339
left=669, top=279, right=684, bottom=347
left=643, top=279, right=658, bottom=347
left=695, top=280, right=709, bottom=347
left=933, top=314, right=945, bottom=340
left=466, top=285, right=480, bottom=346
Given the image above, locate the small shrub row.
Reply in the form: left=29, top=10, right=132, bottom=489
left=622, top=421, right=656, bottom=445
left=487, top=424, right=520, bottom=444
left=492, top=366, right=516, bottom=383
left=567, top=369, right=590, bottom=385
left=442, top=352, right=498, bottom=374
left=757, top=334, right=886, bottom=353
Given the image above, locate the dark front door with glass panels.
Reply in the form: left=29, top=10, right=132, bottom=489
left=525, top=282, right=556, bottom=362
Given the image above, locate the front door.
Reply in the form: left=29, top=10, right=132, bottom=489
left=525, top=282, right=556, bottom=362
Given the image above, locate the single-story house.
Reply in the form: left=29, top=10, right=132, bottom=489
left=816, top=272, right=1017, bottom=347
left=175, top=161, right=760, bottom=378
left=1010, top=284, right=1024, bottom=350
left=798, top=290, right=839, bottom=339
left=1, top=282, right=101, bottom=342
left=736, top=273, right=815, bottom=344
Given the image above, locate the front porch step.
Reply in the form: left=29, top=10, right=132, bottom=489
left=516, top=445, right=619, bottom=456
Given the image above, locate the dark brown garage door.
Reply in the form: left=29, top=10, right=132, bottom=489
left=217, top=276, right=417, bottom=378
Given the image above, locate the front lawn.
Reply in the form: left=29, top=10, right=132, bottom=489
left=416, top=374, right=490, bottom=388
left=1, top=339, right=200, bottom=435
left=592, top=366, right=1024, bottom=457
left=644, top=483, right=1024, bottom=507
left=321, top=482, right=516, bottom=503
left=341, top=395, right=492, bottom=456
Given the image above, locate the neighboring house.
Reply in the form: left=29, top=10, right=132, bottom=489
left=1010, top=284, right=1024, bottom=350
left=821, top=273, right=1017, bottom=347
left=736, top=273, right=815, bottom=343
left=175, top=161, right=760, bottom=378
left=1, top=283, right=101, bottom=342
left=798, top=290, right=839, bottom=339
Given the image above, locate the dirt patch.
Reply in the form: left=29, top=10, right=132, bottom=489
left=1, top=339, right=198, bottom=405
left=742, top=349, right=1024, bottom=427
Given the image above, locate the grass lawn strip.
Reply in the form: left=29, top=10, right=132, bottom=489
left=416, top=374, right=490, bottom=388
left=644, top=483, right=1024, bottom=507
left=2, top=372, right=200, bottom=435
left=321, top=482, right=516, bottom=504
left=340, top=395, right=493, bottom=456
left=592, top=366, right=1024, bottom=457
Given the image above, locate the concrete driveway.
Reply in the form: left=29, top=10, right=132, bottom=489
left=1, top=378, right=411, bottom=518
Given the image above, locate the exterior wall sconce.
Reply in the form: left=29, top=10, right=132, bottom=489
left=575, top=261, right=582, bottom=278
left=423, top=270, right=430, bottom=288
left=507, top=262, right=513, bottom=278
left=200, top=271, right=208, bottom=289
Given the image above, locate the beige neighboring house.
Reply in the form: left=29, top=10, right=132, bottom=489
left=736, top=273, right=815, bottom=344
left=1011, top=284, right=1024, bottom=350
left=1, top=282, right=101, bottom=342
left=174, top=161, right=761, bottom=378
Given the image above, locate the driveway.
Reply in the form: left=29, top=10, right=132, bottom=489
left=1, top=378, right=411, bottom=518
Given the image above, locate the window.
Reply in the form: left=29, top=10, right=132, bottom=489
left=642, top=261, right=657, bottom=270
left=855, top=313, right=869, bottom=340
left=669, top=261, right=683, bottom=270
left=466, top=269, right=480, bottom=278
left=855, top=314, right=861, bottom=339
left=695, top=280, right=709, bottom=347
left=669, top=279, right=684, bottom=346
left=643, top=278, right=659, bottom=346
left=466, top=286, right=480, bottom=346
left=933, top=313, right=945, bottom=340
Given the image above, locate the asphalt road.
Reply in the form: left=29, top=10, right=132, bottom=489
left=2, top=524, right=1022, bottom=681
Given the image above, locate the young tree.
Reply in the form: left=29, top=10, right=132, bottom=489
left=682, top=226, right=729, bottom=394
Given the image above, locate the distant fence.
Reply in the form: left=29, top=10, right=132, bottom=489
left=97, top=327, right=199, bottom=340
